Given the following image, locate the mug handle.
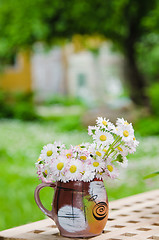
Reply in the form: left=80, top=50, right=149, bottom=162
left=34, top=182, right=56, bottom=219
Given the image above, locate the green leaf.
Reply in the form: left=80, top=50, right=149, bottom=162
left=116, top=154, right=123, bottom=163
left=144, top=171, right=159, bottom=179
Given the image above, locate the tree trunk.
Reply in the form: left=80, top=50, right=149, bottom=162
left=124, top=45, right=150, bottom=108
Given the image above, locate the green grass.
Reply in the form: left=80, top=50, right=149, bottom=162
left=135, top=116, right=159, bottom=136
left=0, top=120, right=159, bottom=231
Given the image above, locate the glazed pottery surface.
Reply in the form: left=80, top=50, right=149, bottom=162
left=34, top=179, right=109, bottom=237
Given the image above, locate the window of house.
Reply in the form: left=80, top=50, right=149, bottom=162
left=77, top=73, right=87, bottom=87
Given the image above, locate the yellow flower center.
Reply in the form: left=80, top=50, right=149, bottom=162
left=124, top=121, right=129, bottom=125
left=117, top=146, right=123, bottom=152
left=116, top=128, right=118, bottom=131
left=66, top=153, right=71, bottom=158
left=37, top=157, right=41, bottom=162
left=123, top=130, right=129, bottom=137
left=102, top=120, right=107, bottom=126
left=44, top=170, right=48, bottom=175
left=47, top=150, right=53, bottom=156
left=100, top=135, right=107, bottom=141
left=107, top=165, right=113, bottom=172
left=57, top=162, right=64, bottom=170
left=70, top=165, right=77, bottom=173
left=133, top=137, right=136, bottom=140
left=103, top=149, right=108, bottom=153
left=80, top=156, right=87, bottom=161
left=99, top=172, right=103, bottom=175
left=96, top=151, right=102, bottom=157
left=93, top=162, right=99, bottom=167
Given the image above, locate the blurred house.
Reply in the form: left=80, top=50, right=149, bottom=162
left=31, top=46, right=65, bottom=102
left=0, top=41, right=124, bottom=106
left=0, top=52, right=32, bottom=92
left=67, top=43, right=124, bottom=106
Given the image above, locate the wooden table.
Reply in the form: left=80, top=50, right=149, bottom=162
left=1, top=189, right=159, bottom=240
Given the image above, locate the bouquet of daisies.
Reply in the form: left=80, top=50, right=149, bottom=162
left=36, top=117, right=139, bottom=182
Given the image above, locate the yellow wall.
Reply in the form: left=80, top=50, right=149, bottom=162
left=0, top=51, right=32, bottom=92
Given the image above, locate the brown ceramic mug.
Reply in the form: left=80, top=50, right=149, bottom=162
left=34, top=179, right=109, bottom=238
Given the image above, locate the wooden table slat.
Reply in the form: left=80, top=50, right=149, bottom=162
left=1, top=189, right=159, bottom=240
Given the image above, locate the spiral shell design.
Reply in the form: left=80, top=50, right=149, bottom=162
left=92, top=202, right=108, bottom=221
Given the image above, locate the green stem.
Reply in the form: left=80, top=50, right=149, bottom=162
left=104, top=136, right=122, bottom=158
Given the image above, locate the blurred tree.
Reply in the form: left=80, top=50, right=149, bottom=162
left=0, top=0, right=157, bottom=107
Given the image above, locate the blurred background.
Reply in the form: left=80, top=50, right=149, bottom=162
left=0, top=0, right=159, bottom=231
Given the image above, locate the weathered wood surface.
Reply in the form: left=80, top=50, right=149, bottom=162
left=1, top=189, right=159, bottom=240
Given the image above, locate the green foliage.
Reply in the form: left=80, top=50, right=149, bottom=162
left=0, top=0, right=158, bottom=106
left=52, top=116, right=83, bottom=132
left=0, top=91, right=38, bottom=121
left=0, top=91, right=86, bottom=131
left=0, top=91, right=14, bottom=118
left=40, top=115, right=85, bottom=132
left=144, top=171, right=159, bottom=179
left=0, top=0, right=157, bottom=63
left=44, top=95, right=85, bottom=107
left=134, top=82, right=159, bottom=136
left=135, top=117, right=159, bottom=136
left=136, top=32, right=159, bottom=82
left=13, top=101, right=37, bottom=121
left=148, top=82, right=159, bottom=116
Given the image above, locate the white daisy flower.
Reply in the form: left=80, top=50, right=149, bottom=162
left=78, top=148, right=90, bottom=162
left=93, top=130, right=114, bottom=147
left=42, top=164, right=56, bottom=182
left=128, top=137, right=139, bottom=150
left=133, top=137, right=139, bottom=147
left=89, top=157, right=105, bottom=172
left=82, top=166, right=95, bottom=182
left=93, top=145, right=107, bottom=159
left=79, top=154, right=89, bottom=162
left=115, top=144, right=129, bottom=157
left=88, top=125, right=99, bottom=136
left=58, top=173, right=69, bottom=183
left=40, top=143, right=57, bottom=163
left=37, top=156, right=42, bottom=163
left=54, top=141, right=65, bottom=150
left=104, top=159, right=119, bottom=179
left=116, top=154, right=128, bottom=168
left=96, top=171, right=107, bottom=180
left=88, top=143, right=96, bottom=157
left=116, top=117, right=130, bottom=126
left=70, top=145, right=81, bottom=158
left=51, top=155, right=67, bottom=177
left=36, top=162, right=45, bottom=181
left=89, top=144, right=112, bottom=160
left=117, top=124, right=134, bottom=143
left=65, top=159, right=83, bottom=181
left=121, top=136, right=138, bottom=154
left=127, top=144, right=138, bottom=154
left=96, top=117, right=115, bottom=131
left=95, top=150, right=105, bottom=158
left=35, top=116, right=138, bottom=183
left=111, top=126, right=119, bottom=135
left=63, top=149, right=73, bottom=159
left=71, top=144, right=90, bottom=161
left=79, top=142, right=91, bottom=148
left=102, top=146, right=109, bottom=154
left=96, top=117, right=109, bottom=129
left=108, top=122, right=116, bottom=132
